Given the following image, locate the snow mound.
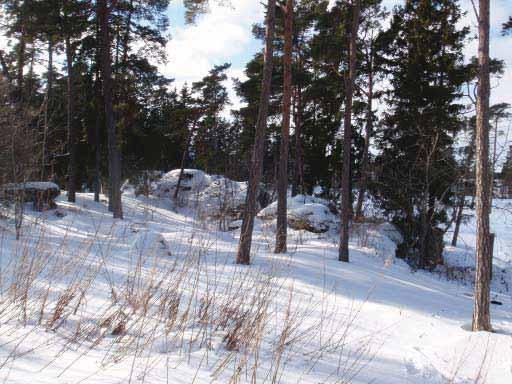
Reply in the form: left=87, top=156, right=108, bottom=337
left=155, top=169, right=213, bottom=198
left=288, top=203, right=336, bottom=233
left=258, top=194, right=337, bottom=233
left=258, top=194, right=333, bottom=219
left=1, top=181, right=60, bottom=192
left=197, top=178, right=248, bottom=217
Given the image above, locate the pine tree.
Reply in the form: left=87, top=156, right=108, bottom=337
left=375, top=0, right=469, bottom=268
left=191, top=63, right=231, bottom=174
left=354, top=0, right=387, bottom=221
left=275, top=0, right=293, bottom=254
left=339, top=0, right=361, bottom=262
left=502, top=16, right=512, bottom=34
left=237, top=0, right=277, bottom=265
left=99, top=0, right=123, bottom=218
left=472, top=0, right=492, bottom=333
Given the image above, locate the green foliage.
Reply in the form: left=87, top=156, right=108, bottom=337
left=373, top=0, right=470, bottom=267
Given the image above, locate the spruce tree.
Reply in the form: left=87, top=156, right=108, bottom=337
left=375, top=0, right=469, bottom=268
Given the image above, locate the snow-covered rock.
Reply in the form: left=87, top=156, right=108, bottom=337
left=155, top=169, right=213, bottom=198
left=1, top=181, right=60, bottom=210
left=197, top=178, right=248, bottom=218
left=288, top=203, right=336, bottom=233
left=258, top=194, right=337, bottom=233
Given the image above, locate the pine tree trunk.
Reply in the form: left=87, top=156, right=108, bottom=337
left=472, top=0, right=492, bottom=332
left=94, top=75, right=102, bottom=203
left=42, top=35, right=53, bottom=181
left=451, top=197, right=464, bottom=247
left=99, top=0, right=123, bottom=219
left=275, top=0, right=293, bottom=254
left=452, top=132, right=476, bottom=246
left=293, top=85, right=304, bottom=197
left=489, top=118, right=498, bottom=212
left=236, top=0, right=276, bottom=265
left=355, top=41, right=374, bottom=221
left=16, top=23, right=25, bottom=103
left=66, top=37, right=77, bottom=202
left=339, top=0, right=361, bottom=262
left=174, top=117, right=197, bottom=201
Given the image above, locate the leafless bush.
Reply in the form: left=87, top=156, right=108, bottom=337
left=0, top=79, right=43, bottom=239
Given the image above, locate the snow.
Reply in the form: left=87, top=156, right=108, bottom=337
left=444, top=199, right=512, bottom=293
left=258, top=194, right=332, bottom=219
left=197, top=177, right=248, bottom=217
left=258, top=194, right=337, bottom=233
left=0, top=191, right=510, bottom=383
left=1, top=181, right=60, bottom=191
left=155, top=169, right=213, bottom=198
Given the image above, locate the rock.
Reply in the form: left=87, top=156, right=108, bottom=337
left=287, top=203, right=336, bottom=233
left=1, top=182, right=60, bottom=211
left=197, top=178, right=248, bottom=219
left=155, top=169, right=213, bottom=198
left=258, top=195, right=337, bottom=233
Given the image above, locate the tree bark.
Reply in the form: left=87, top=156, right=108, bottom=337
left=355, top=40, right=374, bottom=221
left=293, top=85, right=304, bottom=196
left=236, top=0, right=276, bottom=265
left=174, top=116, right=198, bottom=201
left=66, top=36, right=78, bottom=202
left=16, top=22, right=25, bottom=103
left=339, top=0, right=361, bottom=262
left=94, top=74, right=102, bottom=203
left=472, top=0, right=492, bottom=332
left=42, top=35, right=53, bottom=181
left=99, top=0, right=123, bottom=219
left=452, top=132, right=476, bottom=246
left=275, top=0, right=293, bottom=254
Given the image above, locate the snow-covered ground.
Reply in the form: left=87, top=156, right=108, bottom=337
left=0, top=192, right=510, bottom=383
left=445, top=199, right=512, bottom=269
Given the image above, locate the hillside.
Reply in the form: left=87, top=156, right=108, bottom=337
left=0, top=191, right=510, bottom=384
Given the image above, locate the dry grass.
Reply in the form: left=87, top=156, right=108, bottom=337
left=0, top=208, right=375, bottom=383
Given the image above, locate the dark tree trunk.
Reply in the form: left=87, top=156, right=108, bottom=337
left=17, top=23, right=25, bottom=103
left=451, top=198, right=464, bottom=247
left=66, top=37, right=77, bottom=202
left=472, top=0, right=492, bottom=332
left=452, top=133, right=476, bottom=246
left=94, top=74, right=102, bottom=203
left=42, top=35, right=53, bottom=181
left=275, top=0, right=293, bottom=254
left=293, top=86, right=304, bottom=197
left=99, top=0, right=123, bottom=219
left=339, top=0, right=361, bottom=262
left=236, top=0, right=276, bottom=265
left=355, top=41, right=374, bottom=221
left=174, top=117, right=198, bottom=201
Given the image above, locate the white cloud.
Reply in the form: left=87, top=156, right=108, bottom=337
left=162, top=0, right=264, bottom=89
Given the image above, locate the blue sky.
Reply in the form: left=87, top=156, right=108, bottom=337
left=162, top=0, right=512, bottom=111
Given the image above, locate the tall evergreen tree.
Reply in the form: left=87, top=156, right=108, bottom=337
left=237, top=0, right=277, bottom=265
left=339, top=0, right=361, bottom=262
left=191, top=63, right=231, bottom=174
left=374, top=0, right=469, bottom=268
left=99, top=0, right=123, bottom=218
left=275, top=0, right=293, bottom=254
left=472, top=0, right=492, bottom=332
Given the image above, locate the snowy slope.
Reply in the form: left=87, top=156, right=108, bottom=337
left=0, top=192, right=510, bottom=384
left=444, top=199, right=512, bottom=293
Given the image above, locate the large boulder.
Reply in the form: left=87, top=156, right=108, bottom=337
left=1, top=182, right=60, bottom=211
left=258, top=194, right=337, bottom=233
